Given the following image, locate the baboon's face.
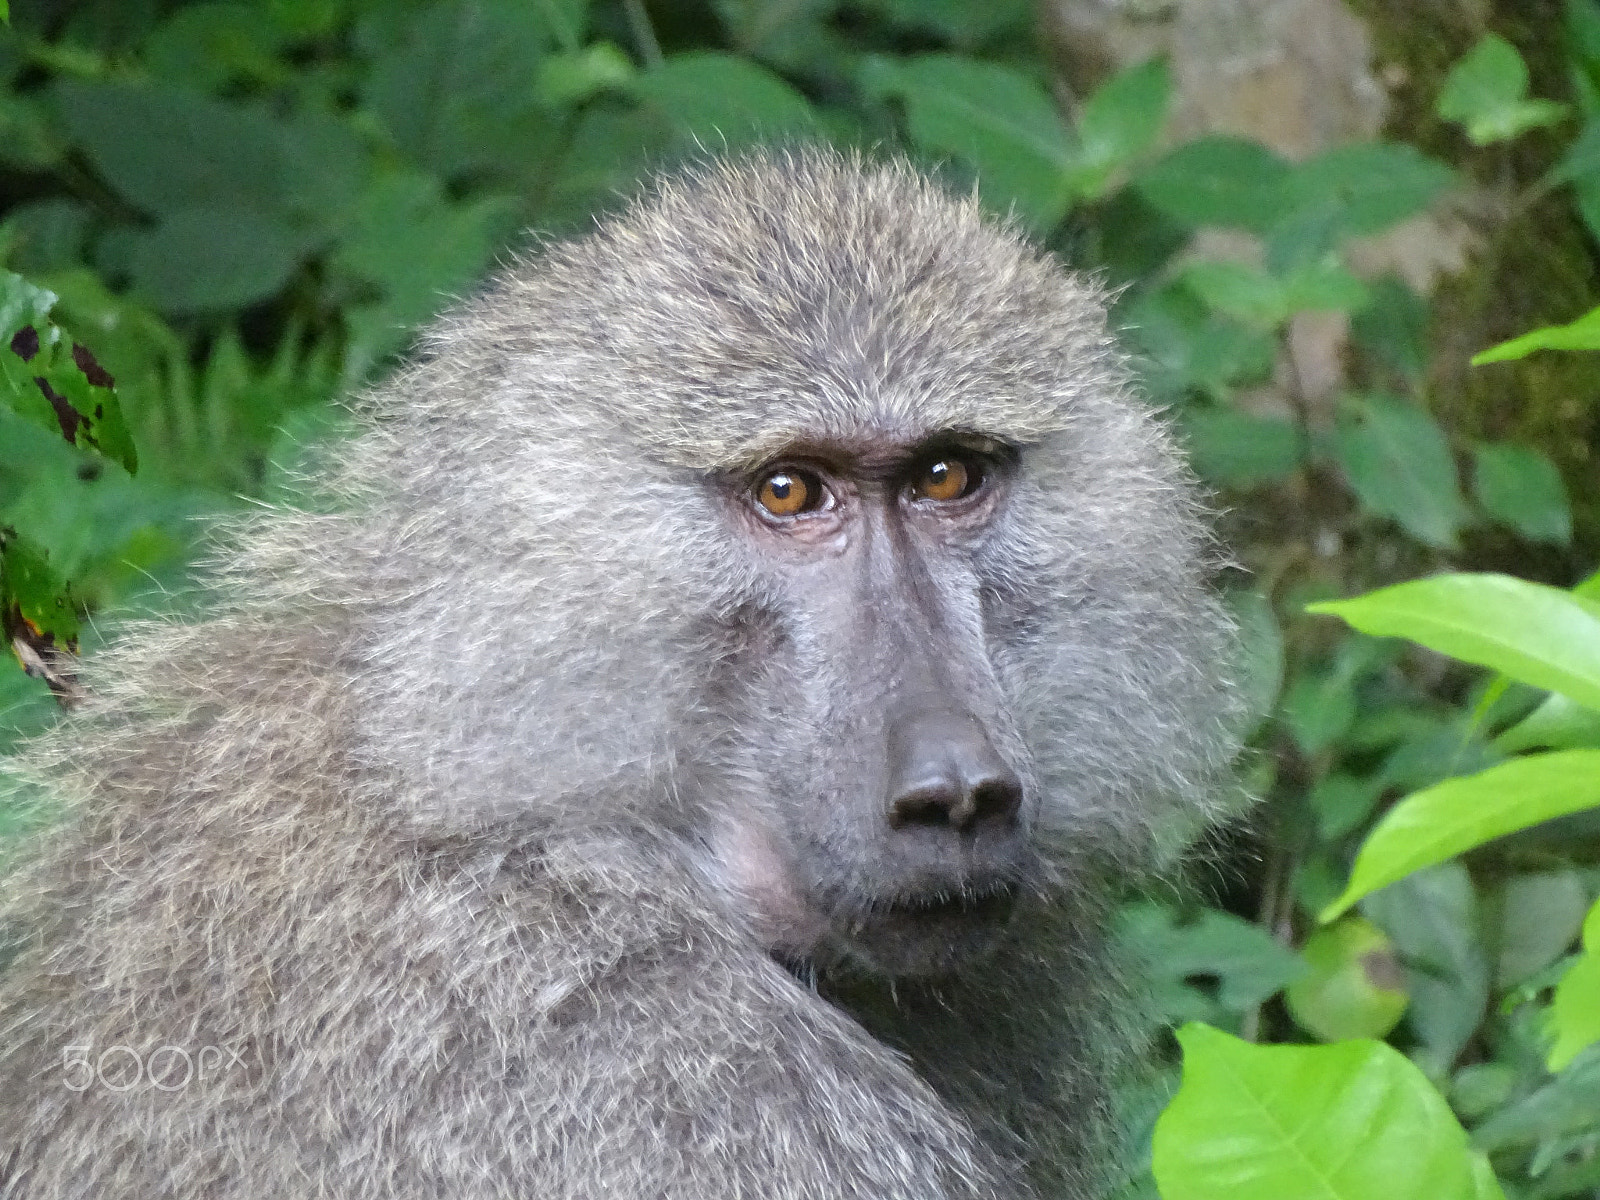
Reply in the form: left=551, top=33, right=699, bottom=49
left=705, top=429, right=1039, bottom=979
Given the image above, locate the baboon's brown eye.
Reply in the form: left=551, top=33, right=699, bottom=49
left=756, top=469, right=819, bottom=517
left=914, top=457, right=974, bottom=503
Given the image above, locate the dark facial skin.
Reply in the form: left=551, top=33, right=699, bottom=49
left=709, top=431, right=1038, bottom=979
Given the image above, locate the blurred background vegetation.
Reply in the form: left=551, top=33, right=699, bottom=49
left=1, top=0, right=1598, bottom=1197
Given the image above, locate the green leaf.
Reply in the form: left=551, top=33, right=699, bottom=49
left=1153, top=1024, right=1502, bottom=1200
left=1, top=270, right=137, bottom=473
left=639, top=51, right=817, bottom=147
left=332, top=172, right=516, bottom=375
left=1280, top=256, right=1369, bottom=314
left=1472, top=1045, right=1600, bottom=1152
left=1471, top=442, right=1572, bottom=545
left=54, top=80, right=338, bottom=221
left=1118, top=904, right=1306, bottom=1016
left=0, top=269, right=55, bottom=348
left=1275, top=143, right=1456, bottom=244
left=0, top=527, right=79, bottom=651
left=1135, top=135, right=1291, bottom=231
left=1331, top=395, right=1469, bottom=550
left=1351, top=276, right=1430, bottom=382
left=1120, top=282, right=1275, bottom=402
left=1181, top=261, right=1287, bottom=326
left=1495, top=692, right=1600, bottom=753
left=1437, top=34, right=1568, bottom=145
left=1496, top=870, right=1590, bottom=988
left=1546, top=117, right=1600, bottom=186
left=864, top=54, right=1072, bottom=228
left=1179, top=409, right=1303, bottom=488
left=1320, top=752, right=1600, bottom=921
left=1309, top=774, right=1383, bottom=840
left=126, top=207, right=303, bottom=314
left=536, top=41, right=635, bottom=108
left=144, top=3, right=287, bottom=92
left=863, top=0, right=1032, bottom=45
left=363, top=0, right=562, bottom=179
left=1472, top=303, right=1600, bottom=363
left=1548, top=900, right=1600, bottom=1070
left=1363, top=864, right=1489, bottom=1073
left=1066, top=57, right=1171, bottom=199
left=1307, top=572, right=1600, bottom=710
left=1225, top=589, right=1284, bottom=736
left=1286, top=916, right=1409, bottom=1042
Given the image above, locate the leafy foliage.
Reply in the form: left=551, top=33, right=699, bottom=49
left=1154, top=1025, right=1501, bottom=1200
left=0, top=4, right=1597, bottom=1200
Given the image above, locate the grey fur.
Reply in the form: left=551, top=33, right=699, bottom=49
left=0, top=149, right=1241, bottom=1199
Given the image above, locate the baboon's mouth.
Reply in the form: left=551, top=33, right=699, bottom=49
left=880, top=882, right=1017, bottom=923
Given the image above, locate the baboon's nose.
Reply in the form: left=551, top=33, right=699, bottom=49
left=885, top=710, right=1023, bottom=834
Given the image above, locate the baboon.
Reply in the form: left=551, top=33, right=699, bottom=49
left=0, top=149, right=1240, bottom=1199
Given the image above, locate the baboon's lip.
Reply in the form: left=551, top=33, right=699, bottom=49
left=880, top=882, right=1017, bottom=921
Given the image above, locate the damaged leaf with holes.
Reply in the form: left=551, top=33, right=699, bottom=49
left=1, top=269, right=137, bottom=474
left=0, top=525, right=81, bottom=704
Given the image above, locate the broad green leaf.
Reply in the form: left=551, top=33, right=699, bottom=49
left=1181, top=260, right=1286, bottom=326
left=1067, top=57, right=1170, bottom=198
left=1496, top=692, right=1600, bottom=752
left=1362, top=863, right=1489, bottom=1073
left=1280, top=257, right=1369, bottom=314
left=536, top=41, right=634, bottom=108
left=1472, top=304, right=1600, bottom=363
left=1351, top=276, right=1430, bottom=382
left=1547, top=117, right=1600, bottom=186
left=1472, top=1044, right=1600, bottom=1152
left=1225, top=589, right=1284, bottom=737
left=126, top=207, right=303, bottom=314
left=5, top=198, right=91, bottom=276
left=1548, top=900, right=1600, bottom=1070
left=1471, top=442, right=1572, bottom=545
left=1118, top=903, right=1306, bottom=1016
left=1, top=270, right=137, bottom=473
left=1331, top=395, right=1468, bottom=549
left=1179, top=409, right=1303, bottom=488
left=334, top=173, right=511, bottom=315
left=1309, top=774, right=1383, bottom=840
left=864, top=0, right=1032, bottom=45
left=1275, top=143, right=1455, bottom=244
left=1120, top=282, right=1275, bottom=402
left=1321, top=752, right=1600, bottom=921
left=1286, top=917, right=1408, bottom=1042
left=1153, top=1024, right=1502, bottom=1200
left=0, top=269, right=55, bottom=347
left=333, top=173, right=516, bottom=373
left=362, top=0, right=562, bottom=179
left=0, top=527, right=79, bottom=651
left=639, top=51, right=817, bottom=147
left=144, top=3, right=286, bottom=92
left=1279, top=636, right=1391, bottom=758
left=864, top=54, right=1072, bottom=227
left=1497, top=870, right=1590, bottom=988
left=55, top=80, right=317, bottom=219
left=1308, top=573, right=1600, bottom=710
left=1136, top=135, right=1291, bottom=231
left=1437, top=34, right=1567, bottom=144
left=1572, top=0, right=1600, bottom=74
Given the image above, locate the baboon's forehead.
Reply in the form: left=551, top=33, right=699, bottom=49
left=521, top=150, right=1128, bottom=467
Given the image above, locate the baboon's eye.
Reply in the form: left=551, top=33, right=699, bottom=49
left=755, top=469, right=822, bottom=517
left=912, top=456, right=977, bottom=503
